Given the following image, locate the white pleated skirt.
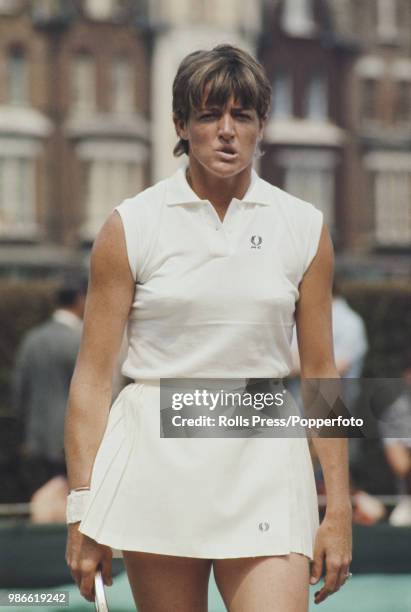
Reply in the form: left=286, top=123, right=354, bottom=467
left=79, top=381, right=319, bottom=560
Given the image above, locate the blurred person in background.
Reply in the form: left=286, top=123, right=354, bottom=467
left=323, top=276, right=369, bottom=473
left=12, top=277, right=87, bottom=506
left=291, top=273, right=368, bottom=382
left=289, top=276, right=386, bottom=525
left=378, top=358, right=411, bottom=526
left=328, top=274, right=368, bottom=379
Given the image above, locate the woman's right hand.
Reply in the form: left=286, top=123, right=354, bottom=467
left=66, top=523, right=113, bottom=602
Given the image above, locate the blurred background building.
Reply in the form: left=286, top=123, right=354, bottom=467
left=0, top=0, right=410, bottom=278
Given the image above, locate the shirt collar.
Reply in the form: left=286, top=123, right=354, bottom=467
left=165, top=162, right=273, bottom=207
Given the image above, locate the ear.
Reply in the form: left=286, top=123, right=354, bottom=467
left=173, top=114, right=189, bottom=141
left=257, top=116, right=266, bottom=141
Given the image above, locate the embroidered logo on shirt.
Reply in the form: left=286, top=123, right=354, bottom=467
left=258, top=521, right=270, bottom=532
left=250, top=235, right=263, bottom=249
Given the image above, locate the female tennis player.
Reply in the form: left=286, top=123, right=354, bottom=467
left=65, top=44, right=352, bottom=611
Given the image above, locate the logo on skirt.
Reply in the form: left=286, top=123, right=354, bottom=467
left=258, top=521, right=270, bottom=532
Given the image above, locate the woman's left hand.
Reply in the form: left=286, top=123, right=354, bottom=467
left=310, top=505, right=353, bottom=605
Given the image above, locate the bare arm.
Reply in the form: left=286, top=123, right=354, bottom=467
left=296, top=225, right=350, bottom=511
left=295, top=224, right=352, bottom=604
left=64, top=211, right=135, bottom=601
left=64, top=212, right=135, bottom=489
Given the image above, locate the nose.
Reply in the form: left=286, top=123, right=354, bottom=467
left=218, top=112, right=235, bottom=139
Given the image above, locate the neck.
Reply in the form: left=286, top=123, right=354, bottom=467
left=186, top=159, right=253, bottom=211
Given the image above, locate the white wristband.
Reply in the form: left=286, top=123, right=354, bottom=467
left=66, top=489, right=91, bottom=524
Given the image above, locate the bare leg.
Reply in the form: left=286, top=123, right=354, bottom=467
left=122, top=551, right=212, bottom=612
left=213, top=553, right=310, bottom=612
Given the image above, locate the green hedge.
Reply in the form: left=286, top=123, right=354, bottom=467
left=341, top=281, right=411, bottom=377
left=0, top=279, right=410, bottom=415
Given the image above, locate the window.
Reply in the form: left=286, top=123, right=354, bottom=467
left=71, top=51, right=96, bottom=115
left=331, top=0, right=352, bottom=36
left=281, top=0, right=315, bottom=36
left=392, top=60, right=411, bottom=123
left=366, top=152, right=411, bottom=247
left=82, top=159, right=143, bottom=238
left=271, top=70, right=293, bottom=119
left=353, top=0, right=368, bottom=37
left=306, top=72, right=328, bottom=121
left=355, top=56, right=384, bottom=123
left=0, top=157, right=36, bottom=236
left=7, top=47, right=28, bottom=106
left=395, top=80, right=411, bottom=122
left=374, top=171, right=411, bottom=246
left=376, top=0, right=398, bottom=41
left=360, top=78, right=378, bottom=121
left=284, top=167, right=334, bottom=228
left=31, top=0, right=72, bottom=21
left=112, top=55, right=134, bottom=114
left=279, top=150, right=336, bottom=231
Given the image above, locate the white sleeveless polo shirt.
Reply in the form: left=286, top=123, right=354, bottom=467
left=116, top=163, right=322, bottom=380
left=78, top=163, right=323, bottom=560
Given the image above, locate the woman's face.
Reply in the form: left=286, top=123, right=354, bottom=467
left=175, top=95, right=264, bottom=179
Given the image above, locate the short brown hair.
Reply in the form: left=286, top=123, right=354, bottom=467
left=172, top=44, right=271, bottom=157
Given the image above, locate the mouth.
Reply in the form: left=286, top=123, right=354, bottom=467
left=215, top=147, right=239, bottom=160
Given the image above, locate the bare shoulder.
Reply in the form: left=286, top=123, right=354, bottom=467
left=89, top=211, right=133, bottom=286
left=299, top=223, right=334, bottom=296
left=75, top=212, right=135, bottom=377
left=296, top=224, right=336, bottom=375
left=84, top=211, right=135, bottom=327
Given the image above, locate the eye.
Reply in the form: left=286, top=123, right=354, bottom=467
left=235, top=112, right=252, bottom=121
left=199, top=112, right=218, bottom=121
